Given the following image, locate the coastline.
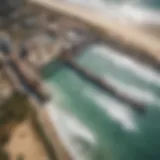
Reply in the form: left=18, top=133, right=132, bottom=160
left=1, top=1, right=160, bottom=159
left=30, top=97, right=72, bottom=160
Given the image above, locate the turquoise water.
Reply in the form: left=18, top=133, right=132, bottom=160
left=41, top=44, right=160, bottom=160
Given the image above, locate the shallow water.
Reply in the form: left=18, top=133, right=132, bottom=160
left=41, top=44, right=160, bottom=160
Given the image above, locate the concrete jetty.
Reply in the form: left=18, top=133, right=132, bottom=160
left=29, top=0, right=160, bottom=65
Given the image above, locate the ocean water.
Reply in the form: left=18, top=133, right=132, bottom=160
left=63, top=0, right=160, bottom=25
left=41, top=44, right=160, bottom=160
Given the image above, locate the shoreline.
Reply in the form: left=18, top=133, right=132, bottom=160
left=1, top=1, right=160, bottom=159
left=29, top=0, right=160, bottom=65
left=30, top=97, right=72, bottom=160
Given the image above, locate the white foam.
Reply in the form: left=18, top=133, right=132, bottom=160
left=92, top=45, right=160, bottom=85
left=45, top=100, right=96, bottom=160
left=103, top=75, right=156, bottom=103
left=119, top=4, right=160, bottom=25
left=64, top=0, right=160, bottom=26
left=84, top=88, right=138, bottom=131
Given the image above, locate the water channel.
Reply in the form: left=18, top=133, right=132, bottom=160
left=41, top=43, right=160, bottom=160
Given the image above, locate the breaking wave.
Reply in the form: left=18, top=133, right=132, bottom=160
left=44, top=96, right=96, bottom=160
left=91, top=44, right=160, bottom=85
left=63, top=0, right=160, bottom=25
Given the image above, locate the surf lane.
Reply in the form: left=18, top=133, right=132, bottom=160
left=41, top=43, right=160, bottom=160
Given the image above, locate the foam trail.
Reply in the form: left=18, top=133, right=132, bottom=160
left=64, top=0, right=160, bottom=25
left=119, top=4, right=160, bottom=25
left=44, top=100, right=96, bottom=160
left=84, top=88, right=138, bottom=131
left=92, top=45, right=160, bottom=85
left=104, top=75, right=156, bottom=103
